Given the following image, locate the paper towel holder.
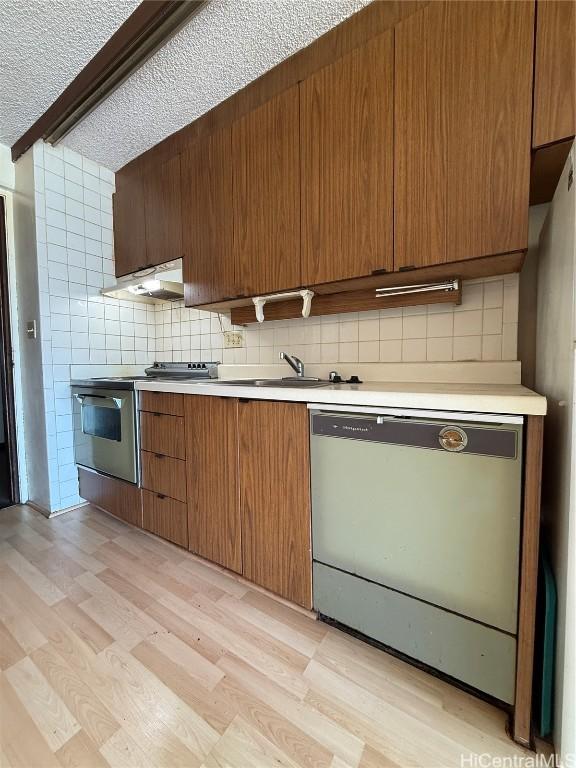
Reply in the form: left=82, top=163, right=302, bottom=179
left=252, top=289, right=314, bottom=323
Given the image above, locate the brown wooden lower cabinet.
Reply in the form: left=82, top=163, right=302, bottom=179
left=184, top=395, right=241, bottom=573
left=139, top=391, right=184, bottom=417
left=184, top=395, right=313, bottom=608
left=141, top=451, right=187, bottom=502
left=78, top=467, right=142, bottom=528
left=238, top=400, right=312, bottom=609
left=142, top=489, right=188, bottom=548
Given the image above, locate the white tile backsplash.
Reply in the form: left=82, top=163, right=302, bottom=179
left=379, top=339, right=402, bottom=362
left=402, top=314, right=427, bottom=339
left=483, top=307, right=504, bottom=335
left=155, top=274, right=518, bottom=369
left=453, top=335, right=482, bottom=361
left=482, top=334, right=503, bottom=361
left=454, top=309, right=484, bottom=337
left=426, top=337, right=453, bottom=362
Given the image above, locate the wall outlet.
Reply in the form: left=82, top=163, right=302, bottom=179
left=223, top=331, right=244, bottom=348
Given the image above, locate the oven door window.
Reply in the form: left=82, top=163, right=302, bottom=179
left=81, top=398, right=122, bottom=442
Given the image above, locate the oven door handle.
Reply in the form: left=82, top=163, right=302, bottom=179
left=74, top=394, right=123, bottom=409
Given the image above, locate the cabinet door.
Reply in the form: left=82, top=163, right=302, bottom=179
left=239, top=401, right=312, bottom=608
left=395, top=1, right=534, bottom=269
left=182, top=128, right=235, bottom=306
left=144, top=153, right=183, bottom=267
left=185, top=396, right=241, bottom=573
left=233, top=86, right=300, bottom=297
left=113, top=171, right=147, bottom=276
left=301, top=30, right=394, bottom=285
left=533, top=0, right=576, bottom=148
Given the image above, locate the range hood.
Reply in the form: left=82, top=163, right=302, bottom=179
left=101, top=259, right=184, bottom=303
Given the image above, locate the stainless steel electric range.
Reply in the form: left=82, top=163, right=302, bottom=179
left=71, top=362, right=218, bottom=484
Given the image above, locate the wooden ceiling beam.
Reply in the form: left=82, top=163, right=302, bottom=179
left=11, top=0, right=205, bottom=162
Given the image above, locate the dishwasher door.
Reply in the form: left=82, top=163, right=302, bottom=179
left=310, top=410, right=523, bottom=634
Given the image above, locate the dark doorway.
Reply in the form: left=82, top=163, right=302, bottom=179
left=0, top=196, right=19, bottom=508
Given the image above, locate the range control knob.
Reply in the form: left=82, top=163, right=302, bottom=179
left=346, top=375, right=362, bottom=384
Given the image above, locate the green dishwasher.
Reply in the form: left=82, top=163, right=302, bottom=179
left=310, top=406, right=523, bottom=704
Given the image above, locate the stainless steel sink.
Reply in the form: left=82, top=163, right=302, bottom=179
left=197, top=378, right=332, bottom=388
left=255, top=378, right=332, bottom=388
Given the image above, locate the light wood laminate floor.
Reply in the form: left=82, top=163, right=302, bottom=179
left=0, top=504, right=540, bottom=767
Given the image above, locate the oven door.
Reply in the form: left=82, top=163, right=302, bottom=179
left=72, top=387, right=138, bottom=484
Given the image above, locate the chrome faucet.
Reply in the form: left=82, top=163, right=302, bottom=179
left=280, top=351, right=305, bottom=378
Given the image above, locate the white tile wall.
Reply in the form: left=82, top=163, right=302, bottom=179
left=155, top=275, right=519, bottom=367
left=32, top=141, right=155, bottom=512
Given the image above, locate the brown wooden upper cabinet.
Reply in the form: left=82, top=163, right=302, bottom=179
left=182, top=127, right=235, bottom=306
left=114, top=153, right=182, bottom=277
left=232, top=85, right=301, bottom=297
left=182, top=86, right=300, bottom=305
left=143, top=153, right=183, bottom=268
left=127, top=0, right=545, bottom=301
left=238, top=400, right=312, bottom=609
left=113, top=170, right=147, bottom=276
left=300, top=29, right=394, bottom=285
left=394, top=1, right=535, bottom=270
left=533, top=0, right=576, bottom=148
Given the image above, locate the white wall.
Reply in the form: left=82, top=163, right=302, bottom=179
left=0, top=144, right=15, bottom=190
left=156, top=275, right=519, bottom=366
left=518, top=206, right=551, bottom=389
left=12, top=149, right=50, bottom=509
left=567, top=353, right=576, bottom=766
left=1, top=143, right=29, bottom=502
left=535, top=147, right=576, bottom=764
left=0, top=144, right=10, bottom=445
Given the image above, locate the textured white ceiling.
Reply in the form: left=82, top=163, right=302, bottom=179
left=0, top=0, right=140, bottom=147
left=62, top=0, right=371, bottom=171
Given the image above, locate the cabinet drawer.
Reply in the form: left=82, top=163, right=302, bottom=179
left=139, top=391, right=184, bottom=416
left=142, top=490, right=188, bottom=547
left=78, top=467, right=142, bottom=528
left=140, top=412, right=185, bottom=459
left=141, top=451, right=187, bottom=502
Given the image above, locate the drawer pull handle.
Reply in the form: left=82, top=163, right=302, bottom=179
left=153, top=412, right=163, bottom=417
left=157, top=493, right=166, bottom=500
left=154, top=453, right=165, bottom=459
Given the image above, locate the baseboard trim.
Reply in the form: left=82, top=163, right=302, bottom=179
left=25, top=500, right=52, bottom=518
left=26, top=499, right=89, bottom=518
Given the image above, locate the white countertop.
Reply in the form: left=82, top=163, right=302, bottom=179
left=135, top=378, right=547, bottom=416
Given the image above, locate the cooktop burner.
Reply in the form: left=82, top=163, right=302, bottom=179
left=145, top=361, right=218, bottom=379
left=71, top=361, right=219, bottom=390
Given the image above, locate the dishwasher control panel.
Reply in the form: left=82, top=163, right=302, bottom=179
left=311, top=413, right=518, bottom=459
